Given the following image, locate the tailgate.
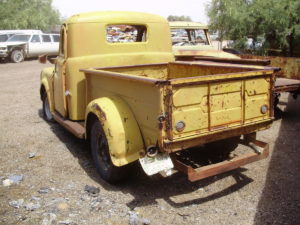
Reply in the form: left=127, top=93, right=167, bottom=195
left=170, top=71, right=274, bottom=140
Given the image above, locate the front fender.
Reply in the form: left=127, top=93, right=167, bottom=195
left=85, top=96, right=144, bottom=167
left=40, top=67, right=55, bottom=112
left=8, top=44, right=28, bottom=56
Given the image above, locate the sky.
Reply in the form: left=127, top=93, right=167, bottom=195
left=52, top=0, right=211, bottom=24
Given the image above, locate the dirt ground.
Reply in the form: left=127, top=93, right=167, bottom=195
left=0, top=60, right=299, bottom=225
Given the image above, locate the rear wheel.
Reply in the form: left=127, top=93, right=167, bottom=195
left=42, top=93, right=54, bottom=122
left=90, top=120, right=129, bottom=183
left=10, top=49, right=24, bottom=63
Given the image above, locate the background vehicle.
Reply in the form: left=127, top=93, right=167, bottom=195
left=0, top=31, right=59, bottom=63
left=40, top=11, right=278, bottom=183
left=0, top=30, right=42, bottom=42
left=170, top=21, right=240, bottom=59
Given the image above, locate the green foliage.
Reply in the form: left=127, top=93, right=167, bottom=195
left=0, top=0, right=61, bottom=31
left=167, top=15, right=192, bottom=22
left=207, top=0, right=300, bottom=56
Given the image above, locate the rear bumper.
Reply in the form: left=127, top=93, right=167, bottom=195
left=172, top=135, right=269, bottom=182
left=163, top=120, right=273, bottom=152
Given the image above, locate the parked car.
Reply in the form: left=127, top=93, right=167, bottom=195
left=0, top=30, right=42, bottom=43
left=0, top=31, right=59, bottom=63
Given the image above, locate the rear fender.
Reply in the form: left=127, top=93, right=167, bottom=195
left=85, top=96, right=144, bottom=167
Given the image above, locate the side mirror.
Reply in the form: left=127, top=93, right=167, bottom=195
left=38, top=54, right=56, bottom=64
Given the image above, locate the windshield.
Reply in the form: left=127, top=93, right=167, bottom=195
left=171, top=29, right=210, bottom=46
left=7, top=34, right=31, bottom=42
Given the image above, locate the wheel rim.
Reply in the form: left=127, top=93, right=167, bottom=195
left=97, top=133, right=111, bottom=171
left=14, top=51, right=23, bottom=63
left=44, top=97, right=52, bottom=120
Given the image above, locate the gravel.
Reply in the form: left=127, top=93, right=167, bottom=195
left=0, top=60, right=299, bottom=225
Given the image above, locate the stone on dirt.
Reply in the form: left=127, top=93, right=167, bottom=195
left=129, top=211, right=150, bottom=225
left=41, top=213, right=57, bottom=225
left=8, top=175, right=24, bottom=184
left=38, top=187, right=50, bottom=194
left=24, top=202, right=41, bottom=211
left=9, top=199, right=24, bottom=209
left=84, top=185, right=100, bottom=197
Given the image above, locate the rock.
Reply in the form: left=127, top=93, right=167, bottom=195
left=29, top=152, right=36, bottom=158
left=57, top=202, right=69, bottom=211
left=141, top=218, right=150, bottom=225
left=31, top=196, right=41, bottom=201
left=128, top=211, right=150, bottom=225
left=129, top=211, right=139, bottom=225
left=38, top=187, right=50, bottom=194
left=24, top=202, right=41, bottom=211
left=2, top=179, right=12, bottom=187
left=41, top=213, right=57, bottom=225
left=9, top=199, right=24, bottom=209
left=8, top=175, right=24, bottom=184
left=58, top=219, right=73, bottom=224
left=84, top=185, right=100, bottom=197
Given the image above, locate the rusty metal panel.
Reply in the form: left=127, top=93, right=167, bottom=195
left=275, top=78, right=300, bottom=92
left=244, top=78, right=270, bottom=122
left=241, top=55, right=300, bottom=80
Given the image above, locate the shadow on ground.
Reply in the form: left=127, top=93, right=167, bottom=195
left=254, top=95, right=300, bottom=225
left=38, top=109, right=254, bottom=209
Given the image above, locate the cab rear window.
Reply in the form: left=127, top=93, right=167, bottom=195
left=106, top=25, right=147, bottom=43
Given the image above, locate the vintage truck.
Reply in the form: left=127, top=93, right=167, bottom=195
left=40, top=11, right=278, bottom=183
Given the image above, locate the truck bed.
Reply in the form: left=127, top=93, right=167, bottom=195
left=82, top=61, right=277, bottom=152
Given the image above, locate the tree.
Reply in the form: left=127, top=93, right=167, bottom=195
left=207, top=0, right=300, bottom=56
left=0, top=0, right=61, bottom=31
left=167, top=15, right=192, bottom=22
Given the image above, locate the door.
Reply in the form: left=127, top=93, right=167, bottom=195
left=53, top=25, right=68, bottom=117
left=41, top=34, right=54, bottom=55
left=28, top=35, right=43, bottom=57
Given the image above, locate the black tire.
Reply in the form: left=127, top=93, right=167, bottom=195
left=10, top=49, right=24, bottom=63
left=90, top=120, right=129, bottom=183
left=42, top=93, right=54, bottom=122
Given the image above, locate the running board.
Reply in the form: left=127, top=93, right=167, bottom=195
left=52, top=112, right=85, bottom=139
left=172, top=137, right=269, bottom=182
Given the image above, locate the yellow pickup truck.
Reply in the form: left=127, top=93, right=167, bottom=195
left=40, top=11, right=278, bottom=183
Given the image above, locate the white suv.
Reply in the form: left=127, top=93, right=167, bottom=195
left=0, top=32, right=60, bottom=63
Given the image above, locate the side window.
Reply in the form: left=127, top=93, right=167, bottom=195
left=31, top=35, right=41, bottom=43
left=0, top=34, right=8, bottom=42
left=42, top=35, right=51, bottom=42
left=52, top=35, right=60, bottom=42
left=106, top=25, right=147, bottom=43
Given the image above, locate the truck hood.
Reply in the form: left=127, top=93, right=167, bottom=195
left=0, top=41, right=27, bottom=47
left=173, top=49, right=240, bottom=59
